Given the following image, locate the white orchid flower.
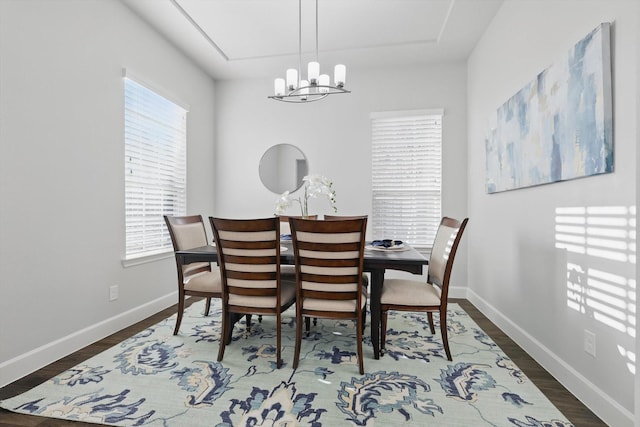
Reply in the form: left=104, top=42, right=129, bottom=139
left=275, top=174, right=337, bottom=216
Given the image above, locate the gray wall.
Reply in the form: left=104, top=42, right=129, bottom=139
left=467, top=1, right=638, bottom=426
left=0, top=0, right=216, bottom=385
left=214, top=65, right=469, bottom=285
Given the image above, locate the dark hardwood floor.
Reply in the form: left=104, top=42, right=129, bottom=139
left=0, top=298, right=607, bottom=426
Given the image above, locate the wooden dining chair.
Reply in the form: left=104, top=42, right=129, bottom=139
left=164, top=215, right=222, bottom=335
left=380, top=216, right=468, bottom=361
left=209, top=217, right=296, bottom=368
left=323, top=215, right=367, bottom=220
left=289, top=217, right=368, bottom=374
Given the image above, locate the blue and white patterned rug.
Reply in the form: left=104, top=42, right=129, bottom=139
left=0, top=300, right=573, bottom=426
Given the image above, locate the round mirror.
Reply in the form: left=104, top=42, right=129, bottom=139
left=259, top=144, right=309, bottom=194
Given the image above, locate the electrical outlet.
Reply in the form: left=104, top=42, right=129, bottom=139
left=584, top=329, right=596, bottom=357
left=109, top=285, right=119, bottom=301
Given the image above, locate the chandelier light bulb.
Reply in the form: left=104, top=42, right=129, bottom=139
left=308, top=62, right=320, bottom=84
left=299, top=80, right=309, bottom=99
left=319, top=74, right=330, bottom=93
left=334, top=64, right=346, bottom=87
left=274, top=78, right=285, bottom=96
left=286, top=68, right=298, bottom=90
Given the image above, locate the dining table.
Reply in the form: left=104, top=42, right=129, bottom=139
left=175, top=240, right=429, bottom=359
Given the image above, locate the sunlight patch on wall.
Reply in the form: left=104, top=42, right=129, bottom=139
left=617, top=345, right=636, bottom=375
left=555, top=206, right=635, bottom=373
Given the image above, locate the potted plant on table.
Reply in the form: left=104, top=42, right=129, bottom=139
left=275, top=174, right=337, bottom=217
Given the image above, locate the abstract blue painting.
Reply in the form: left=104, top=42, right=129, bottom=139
left=486, top=23, right=613, bottom=193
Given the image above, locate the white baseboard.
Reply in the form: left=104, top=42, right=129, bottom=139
left=449, top=285, right=468, bottom=299
left=466, top=289, right=634, bottom=427
left=0, top=293, right=176, bottom=389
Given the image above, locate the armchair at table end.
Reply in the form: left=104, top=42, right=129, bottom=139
left=380, top=216, right=468, bottom=361
left=289, top=216, right=368, bottom=374
left=164, top=215, right=222, bottom=335
left=210, top=216, right=296, bottom=369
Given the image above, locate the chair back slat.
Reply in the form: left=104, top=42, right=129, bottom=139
left=211, top=217, right=281, bottom=296
left=292, top=219, right=365, bottom=295
left=324, top=215, right=368, bottom=220
left=278, top=215, right=318, bottom=235
left=290, top=218, right=366, bottom=295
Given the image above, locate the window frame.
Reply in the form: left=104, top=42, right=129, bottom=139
left=370, top=109, right=443, bottom=250
left=122, top=70, right=189, bottom=265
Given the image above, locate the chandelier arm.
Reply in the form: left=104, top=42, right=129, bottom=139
left=267, top=84, right=350, bottom=103
left=289, top=84, right=350, bottom=95
left=268, top=93, right=329, bottom=103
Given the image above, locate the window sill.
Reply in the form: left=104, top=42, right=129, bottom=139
left=122, top=251, right=173, bottom=268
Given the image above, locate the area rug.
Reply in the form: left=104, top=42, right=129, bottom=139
left=0, top=300, right=573, bottom=426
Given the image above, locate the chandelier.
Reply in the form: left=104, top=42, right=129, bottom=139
left=268, top=0, right=350, bottom=103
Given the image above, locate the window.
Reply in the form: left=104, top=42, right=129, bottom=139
left=124, top=75, right=187, bottom=261
left=371, top=110, right=442, bottom=249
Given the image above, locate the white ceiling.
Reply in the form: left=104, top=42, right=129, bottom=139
left=121, top=0, right=503, bottom=81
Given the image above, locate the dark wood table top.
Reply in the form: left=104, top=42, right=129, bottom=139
left=176, top=241, right=429, bottom=273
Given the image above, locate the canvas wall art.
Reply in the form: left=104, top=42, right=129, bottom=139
left=485, top=23, right=613, bottom=194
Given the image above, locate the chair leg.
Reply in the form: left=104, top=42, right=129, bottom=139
left=204, top=297, right=212, bottom=316
left=217, top=312, right=228, bottom=362
left=276, top=312, right=282, bottom=369
left=427, top=312, right=436, bottom=334
left=440, top=308, right=452, bottom=361
left=362, top=307, right=367, bottom=334
left=245, top=314, right=252, bottom=336
left=380, top=309, right=388, bottom=355
left=293, top=311, right=303, bottom=370
left=173, top=292, right=185, bottom=335
left=356, top=314, right=364, bottom=375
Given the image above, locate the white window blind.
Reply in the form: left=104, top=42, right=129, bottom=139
left=124, top=76, right=187, bottom=260
left=371, top=110, right=442, bottom=249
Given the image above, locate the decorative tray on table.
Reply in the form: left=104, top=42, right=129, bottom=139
left=366, top=239, right=408, bottom=251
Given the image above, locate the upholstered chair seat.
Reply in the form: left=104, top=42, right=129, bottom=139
left=381, top=280, right=441, bottom=306
left=183, top=271, right=222, bottom=293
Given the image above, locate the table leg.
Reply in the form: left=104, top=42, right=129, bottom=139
left=370, top=269, right=385, bottom=359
